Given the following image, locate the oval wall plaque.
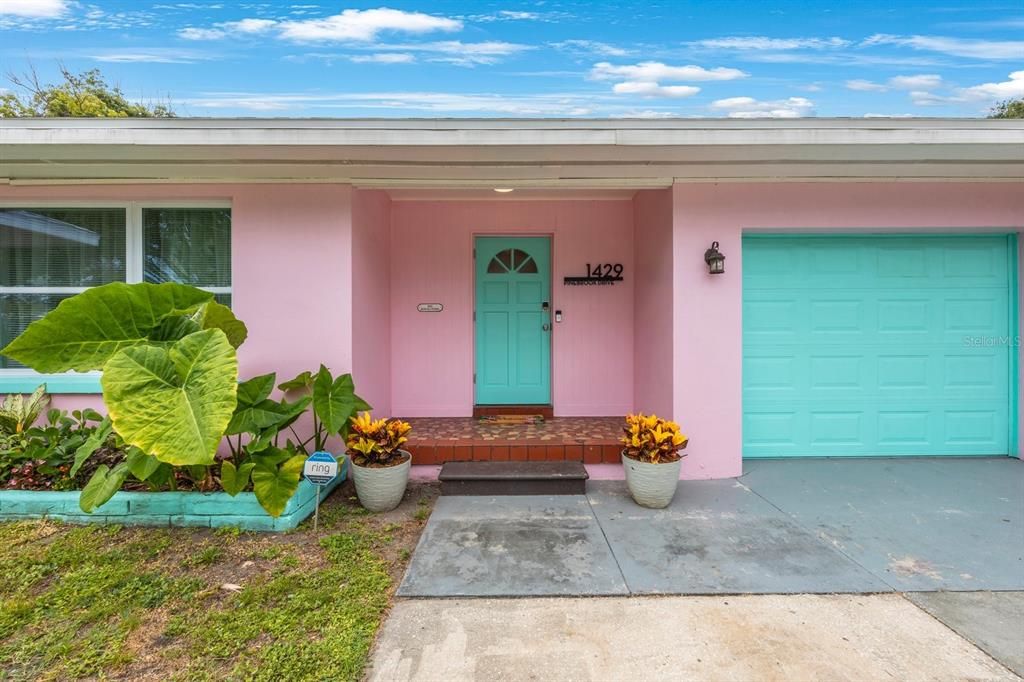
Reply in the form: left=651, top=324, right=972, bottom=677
left=417, top=303, right=444, bottom=312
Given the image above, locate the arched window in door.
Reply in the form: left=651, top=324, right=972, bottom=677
left=486, top=248, right=538, bottom=274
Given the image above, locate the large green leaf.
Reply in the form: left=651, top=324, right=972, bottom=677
left=221, top=460, right=255, bottom=496
left=200, top=301, right=248, bottom=349
left=125, top=448, right=162, bottom=481
left=102, top=329, right=238, bottom=466
left=70, top=416, right=112, bottom=477
left=251, top=453, right=306, bottom=517
left=278, top=371, right=313, bottom=393
left=225, top=373, right=284, bottom=435
left=1, top=282, right=213, bottom=373
left=237, top=373, right=276, bottom=405
left=312, top=366, right=372, bottom=438
left=80, top=463, right=129, bottom=513
left=148, top=315, right=202, bottom=344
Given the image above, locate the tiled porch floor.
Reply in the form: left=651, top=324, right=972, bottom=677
left=402, top=417, right=623, bottom=464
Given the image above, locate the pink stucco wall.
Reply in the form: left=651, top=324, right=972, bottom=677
left=632, top=189, right=674, bottom=417
left=390, top=200, right=635, bottom=417
left=0, top=183, right=356, bottom=412
left=352, top=190, right=393, bottom=415
left=6, top=181, right=1022, bottom=480
left=674, top=181, right=1024, bottom=480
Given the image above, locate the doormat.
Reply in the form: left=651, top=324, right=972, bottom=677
left=479, top=415, right=545, bottom=425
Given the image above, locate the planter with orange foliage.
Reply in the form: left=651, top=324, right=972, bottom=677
left=346, top=412, right=413, bottom=512
left=621, top=414, right=688, bottom=509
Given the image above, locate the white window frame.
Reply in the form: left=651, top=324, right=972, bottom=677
left=0, top=199, right=232, bottom=393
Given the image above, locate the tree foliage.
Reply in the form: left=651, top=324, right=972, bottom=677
left=0, top=65, right=174, bottom=118
left=988, top=98, right=1024, bottom=119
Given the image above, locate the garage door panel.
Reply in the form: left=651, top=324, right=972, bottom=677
left=944, top=409, right=1003, bottom=448
left=743, top=235, right=1014, bottom=458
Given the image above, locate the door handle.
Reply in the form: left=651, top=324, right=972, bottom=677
left=542, top=323, right=551, bottom=332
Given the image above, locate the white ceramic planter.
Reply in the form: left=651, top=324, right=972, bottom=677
left=621, top=451, right=681, bottom=509
left=351, top=451, right=412, bottom=512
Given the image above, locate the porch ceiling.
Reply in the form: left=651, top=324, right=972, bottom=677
left=1, top=118, right=1022, bottom=185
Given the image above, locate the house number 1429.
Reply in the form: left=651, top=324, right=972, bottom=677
left=587, top=263, right=624, bottom=279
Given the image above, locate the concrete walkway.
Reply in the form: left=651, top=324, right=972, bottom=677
left=368, top=594, right=1021, bottom=682
left=399, top=458, right=1023, bottom=596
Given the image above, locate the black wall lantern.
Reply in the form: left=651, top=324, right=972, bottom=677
left=704, top=241, right=725, bottom=275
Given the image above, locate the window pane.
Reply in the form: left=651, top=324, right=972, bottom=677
left=0, top=293, right=74, bottom=369
left=0, top=208, right=126, bottom=286
left=143, top=208, right=231, bottom=287
left=518, top=256, right=538, bottom=274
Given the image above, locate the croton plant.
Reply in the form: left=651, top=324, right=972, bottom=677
left=622, top=413, right=689, bottom=464
left=345, top=413, right=412, bottom=467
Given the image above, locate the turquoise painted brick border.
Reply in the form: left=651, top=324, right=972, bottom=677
left=0, top=457, right=347, bottom=532
left=0, top=373, right=102, bottom=394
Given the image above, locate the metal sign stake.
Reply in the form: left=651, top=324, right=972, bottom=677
left=313, top=489, right=321, bottom=531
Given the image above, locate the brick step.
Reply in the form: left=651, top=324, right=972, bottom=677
left=438, top=461, right=589, bottom=496
left=407, top=441, right=622, bottom=464
left=472, top=404, right=555, bottom=420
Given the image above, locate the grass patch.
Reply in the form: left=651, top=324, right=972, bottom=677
left=0, top=481, right=438, bottom=681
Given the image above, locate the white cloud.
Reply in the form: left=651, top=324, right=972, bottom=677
left=89, top=48, right=214, bottom=64
left=552, top=39, right=632, bottom=57
left=622, top=109, right=682, bottom=119
left=909, top=90, right=954, bottom=106
left=612, top=81, right=700, bottom=98
left=888, top=74, right=943, bottom=90
left=0, top=0, right=67, bottom=17
left=590, top=61, right=747, bottom=82
left=710, top=96, right=815, bottom=118
left=863, top=34, right=1024, bottom=60
left=961, top=70, right=1024, bottom=100
left=286, top=41, right=531, bottom=67
left=277, top=7, right=461, bottom=42
left=693, top=36, right=850, bottom=50
left=179, top=27, right=226, bottom=40
left=182, top=90, right=597, bottom=116
left=349, top=52, right=415, bottom=64
left=389, top=40, right=532, bottom=66
left=222, top=18, right=277, bottom=34
left=497, top=11, right=539, bottom=20
left=846, top=74, right=945, bottom=93
left=466, top=9, right=567, bottom=23
left=181, top=8, right=464, bottom=45
left=846, top=79, right=888, bottom=92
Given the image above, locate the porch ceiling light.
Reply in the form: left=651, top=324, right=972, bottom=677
left=704, top=241, right=725, bottom=275
left=493, top=187, right=515, bottom=193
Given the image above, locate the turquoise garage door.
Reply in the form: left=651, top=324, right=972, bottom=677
left=743, top=235, right=1016, bottom=458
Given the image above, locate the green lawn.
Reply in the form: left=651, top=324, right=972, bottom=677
left=0, top=482, right=435, bottom=681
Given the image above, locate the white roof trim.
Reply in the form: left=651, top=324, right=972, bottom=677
left=1, top=118, right=1021, bottom=185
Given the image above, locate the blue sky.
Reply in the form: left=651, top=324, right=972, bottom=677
left=1, top=0, right=1022, bottom=117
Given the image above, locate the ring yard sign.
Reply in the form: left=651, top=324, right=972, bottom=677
left=304, top=451, right=339, bottom=486
left=304, top=451, right=339, bottom=530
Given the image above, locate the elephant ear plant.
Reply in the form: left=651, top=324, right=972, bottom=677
left=219, top=366, right=370, bottom=516
left=1, top=282, right=250, bottom=511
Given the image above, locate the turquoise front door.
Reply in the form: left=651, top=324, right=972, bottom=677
left=743, top=235, right=1015, bottom=457
left=475, top=236, right=552, bottom=405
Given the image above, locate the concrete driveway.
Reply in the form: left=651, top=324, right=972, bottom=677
left=368, top=594, right=1021, bottom=682
left=377, top=458, right=1024, bottom=680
